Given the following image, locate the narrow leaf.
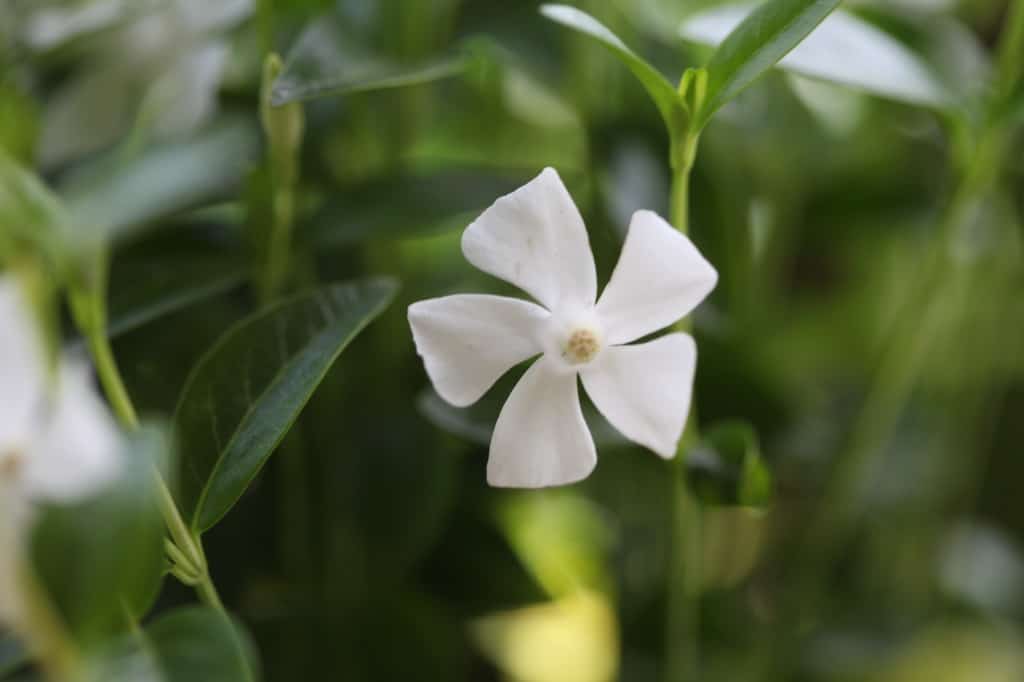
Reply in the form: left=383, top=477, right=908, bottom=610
left=683, top=3, right=950, bottom=118
left=174, top=279, right=398, bottom=533
left=60, top=119, right=260, bottom=243
left=692, top=0, right=844, bottom=126
left=271, top=15, right=465, bottom=105
left=540, top=4, right=685, bottom=133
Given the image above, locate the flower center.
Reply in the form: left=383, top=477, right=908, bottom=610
left=563, top=327, right=601, bottom=365
left=0, top=448, right=24, bottom=481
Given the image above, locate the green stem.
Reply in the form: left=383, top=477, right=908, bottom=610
left=997, top=0, right=1024, bottom=100
left=75, top=280, right=227, bottom=614
left=664, top=133, right=702, bottom=682
left=87, top=330, right=138, bottom=429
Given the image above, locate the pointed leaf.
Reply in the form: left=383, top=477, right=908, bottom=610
left=540, top=4, right=685, bottom=133
left=691, top=0, right=844, bottom=126
left=683, top=3, right=950, bottom=118
left=174, top=279, right=398, bottom=533
left=271, top=15, right=465, bottom=105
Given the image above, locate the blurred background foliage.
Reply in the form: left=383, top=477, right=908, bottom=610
left=1, top=0, right=1023, bottom=680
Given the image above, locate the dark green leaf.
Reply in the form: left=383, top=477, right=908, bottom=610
left=60, top=120, right=260, bottom=243
left=271, top=15, right=465, bottom=105
left=30, top=425, right=170, bottom=645
left=86, top=607, right=259, bottom=682
left=698, top=0, right=843, bottom=126
left=306, top=170, right=526, bottom=246
left=540, top=4, right=686, bottom=134
left=108, top=267, right=246, bottom=340
left=688, top=420, right=773, bottom=507
left=174, top=279, right=398, bottom=533
left=144, top=607, right=259, bottom=682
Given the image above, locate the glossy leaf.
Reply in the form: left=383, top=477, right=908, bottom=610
left=30, top=425, right=170, bottom=645
left=693, top=0, right=844, bottom=126
left=540, top=4, right=685, bottom=133
left=271, top=14, right=465, bottom=105
left=683, top=3, right=950, bottom=116
left=86, top=607, right=259, bottom=682
left=174, top=279, right=398, bottom=533
left=59, top=119, right=260, bottom=243
left=688, top=420, right=773, bottom=507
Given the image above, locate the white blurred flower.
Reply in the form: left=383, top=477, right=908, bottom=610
left=32, top=0, right=252, bottom=168
left=408, top=168, right=717, bottom=488
left=0, top=276, right=122, bottom=624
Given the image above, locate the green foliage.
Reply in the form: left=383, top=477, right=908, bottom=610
left=59, top=120, right=260, bottom=244
left=87, top=607, right=259, bottom=682
left=173, top=279, right=398, bottom=533
left=689, top=420, right=773, bottom=508
left=270, top=13, right=466, bottom=105
left=699, top=0, right=842, bottom=126
left=30, top=426, right=170, bottom=646
left=540, top=5, right=686, bottom=135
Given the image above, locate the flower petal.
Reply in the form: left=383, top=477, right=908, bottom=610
left=38, top=66, right=135, bottom=169
left=23, top=358, right=122, bottom=503
left=0, top=278, right=46, bottom=448
left=147, top=42, right=229, bottom=138
left=580, top=333, right=696, bottom=458
left=462, top=167, right=597, bottom=312
left=409, top=294, right=549, bottom=408
left=595, top=211, right=717, bottom=345
left=488, top=357, right=596, bottom=488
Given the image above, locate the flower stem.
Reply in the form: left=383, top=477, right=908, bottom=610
left=664, top=131, right=702, bottom=682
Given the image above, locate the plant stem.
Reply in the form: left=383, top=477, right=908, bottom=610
left=77, top=284, right=227, bottom=614
left=664, top=134, right=702, bottom=682
left=87, top=330, right=138, bottom=429
left=997, top=0, right=1024, bottom=99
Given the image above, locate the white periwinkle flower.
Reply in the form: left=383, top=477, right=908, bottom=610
left=408, top=168, right=717, bottom=488
left=0, top=276, right=122, bottom=623
left=31, top=0, right=252, bottom=168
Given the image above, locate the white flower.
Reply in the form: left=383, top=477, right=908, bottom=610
left=32, top=0, right=252, bottom=168
left=0, top=276, right=122, bottom=623
left=408, top=168, right=717, bottom=488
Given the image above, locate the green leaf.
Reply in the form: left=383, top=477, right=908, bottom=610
left=688, top=420, right=773, bottom=507
left=271, top=14, right=466, bottom=105
left=683, top=4, right=950, bottom=114
left=30, top=425, right=170, bottom=645
left=540, top=4, right=686, bottom=134
left=306, top=170, right=527, bottom=246
left=86, top=607, right=259, bottom=682
left=174, top=279, right=398, bottom=533
left=107, top=267, right=246, bottom=340
left=695, top=0, right=844, bottom=126
left=59, top=119, right=260, bottom=244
